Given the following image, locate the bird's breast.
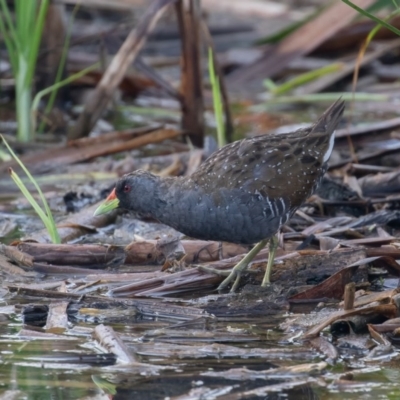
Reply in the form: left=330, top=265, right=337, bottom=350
left=160, top=185, right=287, bottom=244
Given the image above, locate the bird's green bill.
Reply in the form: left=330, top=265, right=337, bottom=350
left=93, top=188, right=119, bottom=216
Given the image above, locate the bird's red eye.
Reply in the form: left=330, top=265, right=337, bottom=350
left=123, top=185, right=131, bottom=193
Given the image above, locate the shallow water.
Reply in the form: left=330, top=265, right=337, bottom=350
left=0, top=290, right=399, bottom=400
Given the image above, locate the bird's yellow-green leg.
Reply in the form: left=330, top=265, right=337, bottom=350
left=218, top=238, right=269, bottom=292
left=261, top=235, right=278, bottom=287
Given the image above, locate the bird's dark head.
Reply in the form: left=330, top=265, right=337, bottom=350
left=93, top=170, right=161, bottom=216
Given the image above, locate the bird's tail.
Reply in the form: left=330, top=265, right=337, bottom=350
left=311, top=98, right=345, bottom=136
left=311, top=98, right=345, bottom=164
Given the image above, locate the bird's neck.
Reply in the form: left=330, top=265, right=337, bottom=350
left=148, top=176, right=192, bottom=231
left=141, top=176, right=182, bottom=222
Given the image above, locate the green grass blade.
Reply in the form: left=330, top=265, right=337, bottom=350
left=342, top=0, right=400, bottom=35
left=32, top=62, right=100, bottom=134
left=32, top=63, right=100, bottom=112
left=0, top=0, right=49, bottom=141
left=1, top=134, right=60, bottom=243
left=26, top=0, right=49, bottom=86
left=8, top=167, right=53, bottom=235
left=15, top=0, right=34, bottom=42
left=263, top=79, right=278, bottom=91
left=208, top=48, right=225, bottom=148
left=266, top=63, right=344, bottom=95
left=0, top=0, right=19, bottom=72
